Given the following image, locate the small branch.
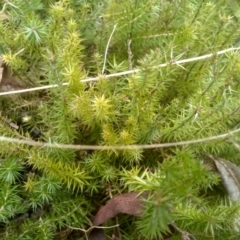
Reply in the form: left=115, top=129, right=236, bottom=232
left=0, top=116, right=19, bottom=129
left=65, top=224, right=120, bottom=233
left=3, top=0, right=19, bottom=10
left=0, top=47, right=239, bottom=96
left=231, top=141, right=240, bottom=151
left=127, top=39, right=133, bottom=70
left=0, top=127, right=239, bottom=150
left=15, top=48, right=25, bottom=56
left=169, top=222, right=196, bottom=240
left=102, top=23, right=118, bottom=74
left=133, top=33, right=174, bottom=39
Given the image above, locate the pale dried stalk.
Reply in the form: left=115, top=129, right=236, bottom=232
left=0, top=47, right=239, bottom=96
left=0, top=127, right=239, bottom=150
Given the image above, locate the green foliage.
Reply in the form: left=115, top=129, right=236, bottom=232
left=138, top=194, right=173, bottom=239
left=27, top=149, right=91, bottom=192
left=0, top=0, right=240, bottom=239
left=0, top=185, right=26, bottom=223
left=0, top=158, right=24, bottom=184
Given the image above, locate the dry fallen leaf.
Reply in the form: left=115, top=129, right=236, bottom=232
left=0, top=67, right=3, bottom=83
left=0, top=56, right=3, bottom=83
left=0, top=68, right=25, bottom=92
left=208, top=154, right=240, bottom=201
left=207, top=154, right=240, bottom=231
left=0, top=12, right=9, bottom=21
left=93, top=191, right=148, bottom=226
left=0, top=62, right=27, bottom=93
left=89, top=191, right=148, bottom=240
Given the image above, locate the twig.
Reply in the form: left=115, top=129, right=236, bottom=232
left=127, top=39, right=133, bottom=70
left=102, top=23, right=118, bottom=74
left=230, top=141, right=240, bottom=151
left=0, top=47, right=239, bottom=96
left=0, top=116, right=19, bottom=129
left=62, top=224, right=119, bottom=240
left=2, top=0, right=19, bottom=10
left=65, top=224, right=120, bottom=233
left=0, top=127, right=239, bottom=150
left=169, top=222, right=196, bottom=240
left=133, top=33, right=174, bottom=39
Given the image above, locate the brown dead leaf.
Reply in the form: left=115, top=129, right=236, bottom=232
left=0, top=12, right=9, bottom=21
left=207, top=154, right=240, bottom=231
left=0, top=67, right=3, bottom=83
left=89, top=192, right=148, bottom=240
left=0, top=62, right=27, bottom=93
left=93, top=191, right=148, bottom=226
left=0, top=56, right=3, bottom=83
left=208, top=154, right=240, bottom=201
